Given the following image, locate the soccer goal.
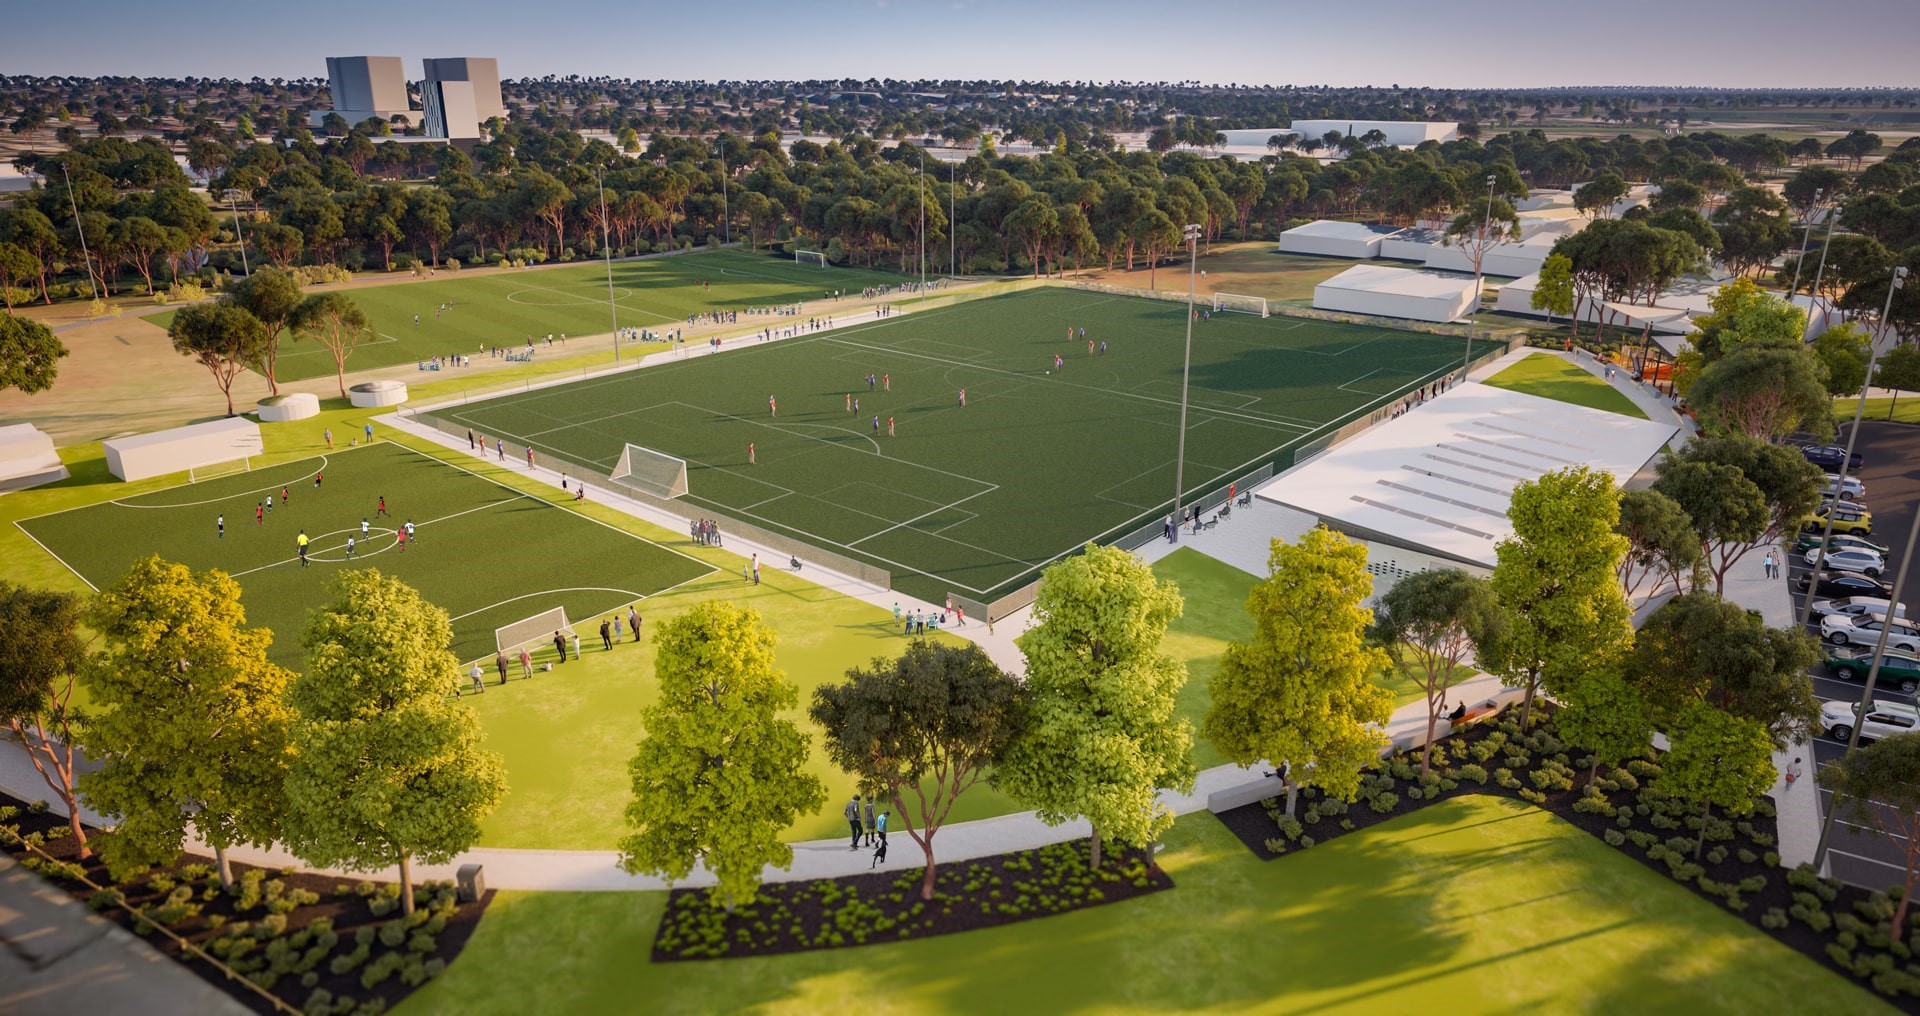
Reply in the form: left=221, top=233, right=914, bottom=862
left=188, top=456, right=253, bottom=483
left=793, top=249, right=829, bottom=268
left=495, top=606, right=573, bottom=655
left=1212, top=292, right=1270, bottom=318
left=612, top=444, right=690, bottom=499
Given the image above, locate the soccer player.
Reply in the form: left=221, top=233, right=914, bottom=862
left=345, top=535, right=356, bottom=559
left=882, top=373, right=890, bottom=391
left=845, top=392, right=852, bottom=413
left=297, top=530, right=309, bottom=567
left=404, top=520, right=416, bottom=544
left=769, top=395, right=777, bottom=417
left=216, top=514, right=224, bottom=539
left=281, top=486, right=290, bottom=505
left=323, top=428, right=333, bottom=449
left=887, top=416, right=895, bottom=436
left=361, top=517, right=370, bottom=537
left=958, top=387, right=966, bottom=407
left=313, top=472, right=323, bottom=488
left=748, top=442, right=756, bottom=465
left=266, top=493, right=274, bottom=514
left=397, top=527, right=407, bottom=554
left=256, top=503, right=264, bottom=525
left=376, top=497, right=390, bottom=518
left=871, top=415, right=880, bottom=434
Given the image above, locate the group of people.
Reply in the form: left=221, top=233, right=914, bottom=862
left=845, top=794, right=890, bottom=868
left=420, top=354, right=472, bottom=370
left=1390, top=375, right=1458, bottom=419
left=892, top=599, right=965, bottom=635
left=691, top=518, right=724, bottom=546
left=413, top=299, right=459, bottom=326
left=598, top=607, right=644, bottom=650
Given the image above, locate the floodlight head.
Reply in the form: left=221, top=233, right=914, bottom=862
left=1897, top=266, right=1911, bottom=289
left=1183, top=223, right=1202, bottom=240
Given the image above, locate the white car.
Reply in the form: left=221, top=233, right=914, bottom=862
left=1824, top=474, right=1867, bottom=499
left=1822, top=698, right=1920, bottom=742
left=1806, top=547, right=1886, bottom=577
left=1811, top=596, right=1910, bottom=622
left=1822, top=613, right=1920, bottom=652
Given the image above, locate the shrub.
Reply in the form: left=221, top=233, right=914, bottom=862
left=1603, top=828, right=1627, bottom=847
left=1456, top=763, right=1488, bottom=785
left=1761, top=907, right=1789, bottom=930
left=1367, top=792, right=1399, bottom=814
left=1737, top=848, right=1759, bottom=865
left=1764, top=852, right=1780, bottom=867
left=446, top=258, right=461, bottom=271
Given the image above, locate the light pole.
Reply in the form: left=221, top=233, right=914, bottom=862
left=60, top=162, right=98, bottom=300
left=720, top=151, right=730, bottom=245
left=1812, top=475, right=1920, bottom=873
left=597, top=172, right=620, bottom=364
left=919, top=153, right=927, bottom=294
left=223, top=188, right=250, bottom=274
left=1169, top=223, right=1203, bottom=544
left=1785, top=188, right=1822, bottom=302
left=1796, top=266, right=1909, bottom=634
left=1463, top=173, right=1495, bottom=380
left=1804, top=197, right=1841, bottom=341
left=949, top=157, right=957, bottom=276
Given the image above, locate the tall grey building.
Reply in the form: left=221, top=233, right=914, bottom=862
left=422, top=57, right=505, bottom=137
left=321, top=56, right=412, bottom=128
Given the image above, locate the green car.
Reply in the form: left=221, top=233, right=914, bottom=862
left=1795, top=531, right=1892, bottom=556
left=1826, top=647, right=1920, bottom=695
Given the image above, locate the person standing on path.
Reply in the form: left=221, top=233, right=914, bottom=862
left=871, top=832, right=888, bottom=868
left=845, top=795, right=864, bottom=849
left=600, top=618, right=613, bottom=651
left=468, top=429, right=476, bottom=450
left=526, top=446, right=535, bottom=469
left=297, top=530, right=309, bottom=567
left=629, top=607, right=642, bottom=642
left=497, top=651, right=510, bottom=686
left=875, top=809, right=888, bottom=849
left=863, top=797, right=877, bottom=847
left=520, top=647, right=533, bottom=680
left=216, top=514, right=224, bottom=539
left=553, top=631, right=568, bottom=663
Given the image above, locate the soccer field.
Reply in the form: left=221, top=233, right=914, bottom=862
left=15, top=442, right=715, bottom=669
left=430, top=288, right=1499, bottom=604
left=145, top=249, right=908, bottom=382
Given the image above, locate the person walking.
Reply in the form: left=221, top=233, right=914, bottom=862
left=324, top=428, right=334, bottom=449
left=871, top=832, right=889, bottom=868
left=883, top=373, right=890, bottom=391
left=397, top=527, right=407, bottom=554
left=845, top=795, right=864, bottom=850
left=1762, top=550, right=1777, bottom=579
left=376, top=496, right=390, bottom=518
left=863, top=797, right=877, bottom=847
left=629, top=607, right=642, bottom=642
left=404, top=520, right=416, bottom=545
left=496, top=651, right=510, bottom=686
left=526, top=446, right=535, bottom=469
left=875, top=809, right=888, bottom=849
left=1785, top=757, right=1804, bottom=787
left=256, top=502, right=264, bottom=525
left=296, top=530, right=309, bottom=567
left=345, top=535, right=356, bottom=559
left=469, top=662, right=486, bottom=695
left=468, top=429, right=476, bottom=450
left=361, top=518, right=370, bottom=537
left=520, top=647, right=533, bottom=680
left=600, top=618, right=613, bottom=651
left=553, top=630, right=568, bottom=663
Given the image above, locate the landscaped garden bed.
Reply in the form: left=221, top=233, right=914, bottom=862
left=1215, top=711, right=1920, bottom=1011
left=652, top=839, right=1170, bottom=960
left=0, top=791, right=492, bottom=1016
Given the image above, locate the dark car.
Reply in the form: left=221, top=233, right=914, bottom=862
left=1802, top=445, right=1865, bottom=471
left=1798, top=571, right=1896, bottom=600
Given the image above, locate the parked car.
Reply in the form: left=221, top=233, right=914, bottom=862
left=1803, top=547, right=1885, bottom=576
left=1822, top=698, right=1920, bottom=742
left=1826, top=648, right=1920, bottom=695
left=1822, top=498, right=1870, bottom=515
left=1797, top=572, right=1895, bottom=599
left=1821, top=613, right=1920, bottom=652
left=1811, top=596, right=1910, bottom=622
left=1824, top=474, right=1867, bottom=499
left=1794, top=531, right=1891, bottom=557
left=1808, top=504, right=1874, bottom=535
left=1803, top=445, right=1865, bottom=471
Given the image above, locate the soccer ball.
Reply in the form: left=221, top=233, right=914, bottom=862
left=1044, top=370, right=1050, bottom=374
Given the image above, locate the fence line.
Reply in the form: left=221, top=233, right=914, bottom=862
left=403, top=409, right=893, bottom=591
left=1061, top=279, right=1482, bottom=337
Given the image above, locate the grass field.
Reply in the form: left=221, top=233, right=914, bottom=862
left=396, top=796, right=1886, bottom=1016
left=435, top=287, right=1500, bottom=604
left=15, top=441, right=714, bottom=669
left=1850, top=396, right=1920, bottom=424
left=1482, top=352, right=1650, bottom=419
left=144, top=249, right=908, bottom=382
left=1085, top=241, right=1359, bottom=305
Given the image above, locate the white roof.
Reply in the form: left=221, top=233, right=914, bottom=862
left=1318, top=264, right=1475, bottom=299
left=1283, top=220, right=1398, bottom=241
left=103, top=416, right=260, bottom=452
left=1257, top=381, right=1677, bottom=569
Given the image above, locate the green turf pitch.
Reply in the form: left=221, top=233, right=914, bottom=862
left=437, top=288, right=1499, bottom=603
left=16, top=442, right=714, bottom=668
left=144, top=249, right=906, bottom=382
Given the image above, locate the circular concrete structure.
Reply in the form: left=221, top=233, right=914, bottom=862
left=348, top=380, right=408, bottom=408
left=255, top=392, right=321, bottom=422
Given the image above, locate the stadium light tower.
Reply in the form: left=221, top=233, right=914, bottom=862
left=60, top=162, right=98, bottom=300
left=1804, top=194, right=1841, bottom=340
left=919, top=152, right=927, bottom=295
left=1785, top=187, right=1822, bottom=302
left=597, top=171, right=620, bottom=364
left=223, top=189, right=250, bottom=274
left=1796, top=265, right=1909, bottom=636
left=1169, top=222, right=1204, bottom=544
left=1463, top=173, right=1495, bottom=380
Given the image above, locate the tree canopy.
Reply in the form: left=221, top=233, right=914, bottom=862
left=0, top=312, right=68, bottom=395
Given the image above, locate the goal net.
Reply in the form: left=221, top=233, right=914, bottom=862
left=612, top=444, right=690, bottom=499
left=794, top=249, right=829, bottom=268
left=1212, top=292, right=1270, bottom=318
left=495, top=606, right=572, bottom=655
left=189, top=456, right=252, bottom=483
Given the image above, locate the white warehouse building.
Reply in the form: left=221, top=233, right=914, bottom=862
left=1289, top=120, right=1460, bottom=147
left=1313, top=265, right=1478, bottom=323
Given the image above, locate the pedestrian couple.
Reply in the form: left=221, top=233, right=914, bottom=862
left=1762, top=550, right=1780, bottom=579
left=845, top=794, right=888, bottom=866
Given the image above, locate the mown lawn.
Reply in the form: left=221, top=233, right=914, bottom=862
left=1482, top=352, right=1649, bottom=419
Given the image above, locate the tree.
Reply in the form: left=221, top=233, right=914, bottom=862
left=1689, top=339, right=1834, bottom=442
left=811, top=640, right=1025, bottom=901
left=289, top=292, right=372, bottom=398
left=1369, top=569, right=1502, bottom=776
left=0, top=583, right=92, bottom=856
left=1574, top=172, right=1629, bottom=219
left=1658, top=700, right=1778, bottom=859
left=0, top=312, right=68, bottom=394
left=1809, top=322, right=1873, bottom=398
left=227, top=268, right=303, bottom=395
left=1614, top=487, right=1701, bottom=598
left=1713, top=186, right=1794, bottom=278
left=78, top=557, right=293, bottom=885
left=1482, top=467, right=1634, bottom=727
left=1206, top=529, right=1392, bottom=812
left=1629, top=591, right=1821, bottom=748
left=1874, top=342, right=1920, bottom=420
left=619, top=601, right=824, bottom=910
left=114, top=215, right=170, bottom=295
left=1821, top=733, right=1920, bottom=932
left=168, top=302, right=267, bottom=416
left=1132, top=208, right=1180, bottom=290
left=1686, top=277, right=1807, bottom=362
left=0, top=241, right=41, bottom=311
left=1532, top=252, right=1575, bottom=332
left=1554, top=668, right=1652, bottom=782
left=1651, top=458, right=1768, bottom=595
left=283, top=570, right=505, bottom=916
left=1441, top=196, right=1522, bottom=289
left=997, top=543, right=1194, bottom=866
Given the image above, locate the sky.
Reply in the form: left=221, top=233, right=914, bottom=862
left=6, top=0, right=1919, bottom=89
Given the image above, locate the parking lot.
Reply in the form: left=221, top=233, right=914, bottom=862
left=1793, top=422, right=1920, bottom=889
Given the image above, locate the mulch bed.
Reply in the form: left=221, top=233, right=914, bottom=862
left=1213, top=712, right=1920, bottom=1012
left=0, top=790, right=492, bottom=1016
left=652, top=837, right=1171, bottom=960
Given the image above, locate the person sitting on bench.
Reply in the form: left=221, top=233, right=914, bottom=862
left=1447, top=701, right=1467, bottom=723
left=790, top=555, right=803, bottom=571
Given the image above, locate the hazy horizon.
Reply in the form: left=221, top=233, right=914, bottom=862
left=6, top=0, right=1919, bottom=90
